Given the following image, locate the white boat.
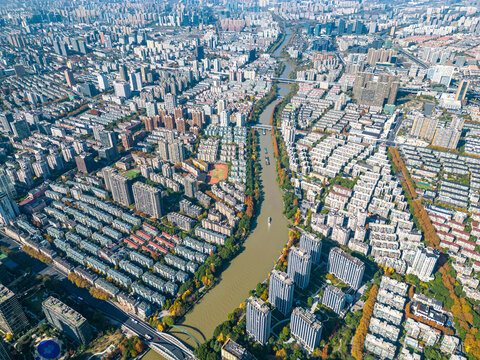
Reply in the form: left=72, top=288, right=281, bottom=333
left=268, top=217, right=272, bottom=225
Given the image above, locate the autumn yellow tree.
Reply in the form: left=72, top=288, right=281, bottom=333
left=351, top=285, right=378, bottom=360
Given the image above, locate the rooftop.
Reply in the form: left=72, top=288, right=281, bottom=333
left=43, top=296, right=87, bottom=327
left=222, top=338, right=249, bottom=358
left=0, top=284, right=15, bottom=303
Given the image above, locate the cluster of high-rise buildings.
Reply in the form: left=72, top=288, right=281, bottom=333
left=0, top=0, right=479, bottom=358
left=245, top=231, right=366, bottom=353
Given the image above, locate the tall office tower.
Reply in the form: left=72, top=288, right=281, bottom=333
left=104, top=34, right=112, bottom=49
left=75, top=153, right=95, bottom=173
left=129, top=72, right=143, bottom=91
left=328, top=247, right=365, bottom=290
left=322, top=285, right=346, bottom=314
left=0, top=113, right=13, bottom=133
left=97, top=73, right=109, bottom=91
left=140, top=66, right=148, bottom=82
left=283, top=125, right=296, bottom=145
left=268, top=270, right=294, bottom=315
left=132, top=182, right=162, bottom=219
left=121, top=132, right=133, bottom=150
left=353, top=72, right=399, bottom=107
left=164, top=115, right=175, bottom=130
left=109, top=172, right=133, bottom=206
left=59, top=41, right=69, bottom=57
left=299, top=232, right=322, bottom=264
left=118, top=65, right=128, bottom=81
left=53, top=39, right=61, bottom=54
left=220, top=110, right=230, bottom=127
left=64, top=69, right=75, bottom=87
left=410, top=115, right=438, bottom=141
left=174, top=107, right=184, bottom=121
left=290, top=307, right=323, bottom=353
left=337, top=19, right=346, bottom=34
left=0, top=193, right=20, bottom=225
left=0, top=169, right=16, bottom=198
left=168, top=141, right=185, bottom=164
left=236, top=112, right=246, bottom=127
left=5, top=168, right=17, bottom=186
left=43, top=296, right=92, bottom=344
left=455, top=80, right=470, bottom=101
left=165, top=93, right=177, bottom=114
left=77, top=39, right=87, bottom=54
left=33, top=154, right=51, bottom=179
left=429, top=65, right=454, bottom=87
left=146, top=102, right=158, bottom=117
left=366, top=48, right=396, bottom=66
left=144, top=116, right=159, bottom=132
left=183, top=175, right=198, bottom=198
left=47, top=149, right=64, bottom=171
left=287, top=246, right=312, bottom=289
left=0, top=284, right=29, bottom=334
left=73, top=140, right=88, bottom=155
left=101, top=167, right=116, bottom=191
left=113, top=82, right=131, bottom=99
left=17, top=160, right=34, bottom=187
left=246, top=297, right=271, bottom=345
left=157, top=140, right=169, bottom=161
left=326, top=21, right=335, bottom=35
left=93, top=127, right=117, bottom=148
left=192, top=110, right=205, bottom=128
left=61, top=143, right=75, bottom=162
left=195, top=45, right=205, bottom=61
left=161, top=164, right=172, bottom=178
left=11, top=120, right=30, bottom=139
left=176, top=118, right=186, bottom=133
left=409, top=247, right=439, bottom=281
left=0, top=338, right=13, bottom=360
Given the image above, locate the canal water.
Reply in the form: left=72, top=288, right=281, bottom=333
left=146, top=31, right=294, bottom=357
left=170, top=33, right=294, bottom=347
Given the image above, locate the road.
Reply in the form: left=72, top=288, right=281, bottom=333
left=124, top=318, right=195, bottom=360
left=0, top=233, right=195, bottom=360
left=395, top=46, right=429, bottom=69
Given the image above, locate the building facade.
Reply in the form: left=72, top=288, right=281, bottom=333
left=287, top=246, right=312, bottom=289
left=299, top=232, right=322, bottom=264
left=268, top=270, right=294, bottom=315
left=246, top=296, right=271, bottom=345
left=322, top=285, right=346, bottom=314
left=409, top=247, right=439, bottom=281
left=132, top=182, right=162, bottom=218
left=0, top=285, right=29, bottom=335
left=290, top=307, right=323, bottom=353
left=42, top=296, right=92, bottom=344
left=328, top=247, right=365, bottom=290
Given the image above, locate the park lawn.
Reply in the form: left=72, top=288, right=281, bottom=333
left=22, top=289, right=44, bottom=317
left=73, top=329, right=124, bottom=360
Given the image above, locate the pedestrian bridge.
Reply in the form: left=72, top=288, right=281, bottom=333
left=251, top=124, right=275, bottom=131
